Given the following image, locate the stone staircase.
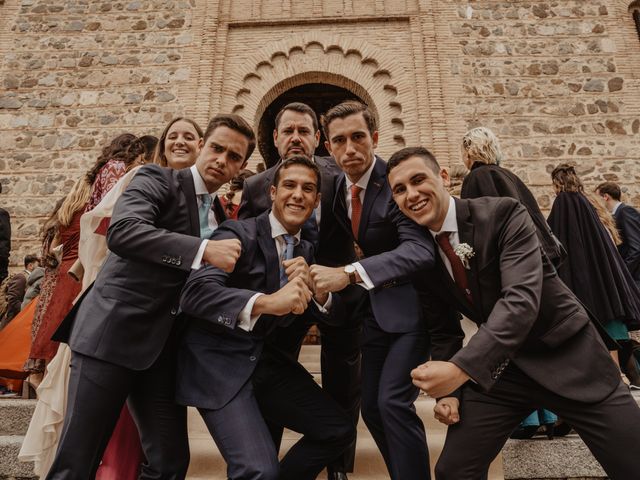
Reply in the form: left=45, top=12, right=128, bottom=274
left=185, top=345, right=503, bottom=479
left=0, top=398, right=37, bottom=480
left=3, top=346, right=637, bottom=479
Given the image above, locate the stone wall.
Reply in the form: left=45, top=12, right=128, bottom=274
left=1, top=0, right=639, bottom=267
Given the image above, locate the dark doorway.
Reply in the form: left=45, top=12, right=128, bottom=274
left=258, top=83, right=364, bottom=168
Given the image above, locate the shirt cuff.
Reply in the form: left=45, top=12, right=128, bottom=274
left=237, top=293, right=264, bottom=332
left=353, top=262, right=374, bottom=290
left=312, top=292, right=332, bottom=313
left=191, top=240, right=208, bottom=270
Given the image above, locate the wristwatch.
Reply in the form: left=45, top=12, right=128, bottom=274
left=344, top=264, right=357, bottom=284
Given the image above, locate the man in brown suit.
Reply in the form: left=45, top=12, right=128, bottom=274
left=386, top=146, right=640, bottom=480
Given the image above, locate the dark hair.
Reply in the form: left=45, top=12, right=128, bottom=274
left=596, top=181, right=622, bottom=201
left=387, top=146, right=440, bottom=175
left=274, top=102, right=319, bottom=132
left=203, top=114, right=256, bottom=160
left=223, top=169, right=255, bottom=215
left=153, top=117, right=203, bottom=167
left=321, top=100, right=377, bottom=139
left=24, top=254, right=39, bottom=268
left=126, top=135, right=159, bottom=167
left=271, top=155, right=321, bottom=192
left=87, top=133, right=137, bottom=184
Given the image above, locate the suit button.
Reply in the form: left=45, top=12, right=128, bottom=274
left=176, top=259, right=182, bottom=266
left=170, top=308, right=177, bottom=315
left=162, top=255, right=167, bottom=262
left=249, top=356, right=256, bottom=362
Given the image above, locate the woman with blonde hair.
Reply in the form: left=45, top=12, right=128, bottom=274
left=548, top=164, right=640, bottom=376
left=460, top=126, right=566, bottom=266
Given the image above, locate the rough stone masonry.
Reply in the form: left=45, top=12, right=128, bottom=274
left=0, top=0, right=639, bottom=267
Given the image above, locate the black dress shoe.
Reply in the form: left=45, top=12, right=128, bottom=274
left=328, top=472, right=348, bottom=480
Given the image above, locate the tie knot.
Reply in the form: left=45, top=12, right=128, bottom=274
left=350, top=184, right=362, bottom=199
left=200, top=193, right=212, bottom=206
left=436, top=232, right=453, bottom=250
left=282, top=234, right=295, bottom=246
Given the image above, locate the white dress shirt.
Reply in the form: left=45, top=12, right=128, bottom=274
left=343, top=157, right=378, bottom=290
left=612, top=201, right=622, bottom=216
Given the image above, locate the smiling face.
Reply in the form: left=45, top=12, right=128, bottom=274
left=195, top=126, right=249, bottom=193
left=274, top=110, right=320, bottom=161
left=389, top=155, right=451, bottom=232
left=325, top=112, right=378, bottom=183
left=270, top=164, right=321, bottom=234
left=164, top=120, right=203, bottom=170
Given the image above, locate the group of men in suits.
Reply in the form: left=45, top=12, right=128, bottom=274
left=45, top=98, right=640, bottom=480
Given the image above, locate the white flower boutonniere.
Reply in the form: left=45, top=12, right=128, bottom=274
left=454, top=243, right=475, bottom=269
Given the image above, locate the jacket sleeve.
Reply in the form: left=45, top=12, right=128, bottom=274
left=106, top=165, right=202, bottom=272
left=0, top=209, right=10, bottom=259
left=620, top=206, right=640, bottom=275
left=179, top=225, right=260, bottom=330
left=449, top=202, right=543, bottom=392
left=359, top=205, right=435, bottom=286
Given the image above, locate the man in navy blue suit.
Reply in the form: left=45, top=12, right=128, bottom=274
left=310, top=101, right=448, bottom=480
left=177, top=156, right=355, bottom=480
left=597, top=181, right=640, bottom=288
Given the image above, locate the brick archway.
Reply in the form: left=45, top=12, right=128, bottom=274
left=227, top=33, right=410, bottom=160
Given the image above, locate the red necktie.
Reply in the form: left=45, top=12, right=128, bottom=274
left=350, top=185, right=363, bottom=239
left=436, top=232, right=473, bottom=304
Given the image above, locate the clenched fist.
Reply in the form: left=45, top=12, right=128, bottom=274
left=254, top=277, right=312, bottom=317
left=203, top=239, right=241, bottom=272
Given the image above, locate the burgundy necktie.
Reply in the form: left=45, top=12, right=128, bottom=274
left=350, top=185, right=363, bottom=239
left=436, top=232, right=473, bottom=304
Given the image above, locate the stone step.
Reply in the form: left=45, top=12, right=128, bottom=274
left=0, top=399, right=36, bottom=436
left=502, top=390, right=640, bottom=480
left=186, top=395, right=504, bottom=479
left=0, top=435, right=36, bottom=480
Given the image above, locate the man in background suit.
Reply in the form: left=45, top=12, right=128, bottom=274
left=177, top=156, right=355, bottom=480
left=597, top=181, right=640, bottom=288
left=0, top=183, right=10, bottom=284
left=387, top=146, right=640, bottom=480
left=47, top=114, right=254, bottom=480
left=238, top=102, right=359, bottom=480
left=310, top=101, right=441, bottom=480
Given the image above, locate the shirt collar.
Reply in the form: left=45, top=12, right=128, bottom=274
left=612, top=201, right=622, bottom=215
left=269, top=211, right=301, bottom=244
left=345, top=155, right=377, bottom=192
left=190, top=164, right=211, bottom=197
left=429, top=196, right=457, bottom=238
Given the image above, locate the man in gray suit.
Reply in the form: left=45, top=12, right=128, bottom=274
left=47, top=114, right=255, bottom=480
left=387, top=146, right=640, bottom=480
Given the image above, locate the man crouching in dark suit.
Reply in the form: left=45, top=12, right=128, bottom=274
left=47, top=114, right=254, bottom=480
left=387, top=146, right=640, bottom=480
left=177, top=156, right=355, bottom=480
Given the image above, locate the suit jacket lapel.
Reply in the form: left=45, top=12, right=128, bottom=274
left=213, top=196, right=227, bottom=225
left=358, top=157, right=385, bottom=239
left=256, top=213, right=280, bottom=294
left=454, top=198, right=482, bottom=317
left=178, top=169, right=199, bottom=237
left=332, top=174, right=353, bottom=237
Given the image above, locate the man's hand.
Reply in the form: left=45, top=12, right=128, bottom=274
left=410, top=361, right=470, bottom=399
left=203, top=239, right=241, bottom=272
left=283, top=257, right=311, bottom=288
left=253, top=277, right=312, bottom=317
left=310, top=265, right=350, bottom=296
left=434, top=397, right=460, bottom=425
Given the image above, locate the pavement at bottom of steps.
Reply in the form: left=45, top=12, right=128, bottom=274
left=185, top=394, right=505, bottom=480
